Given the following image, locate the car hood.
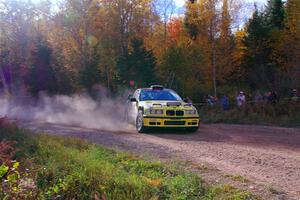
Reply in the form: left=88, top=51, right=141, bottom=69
left=140, top=100, right=196, bottom=110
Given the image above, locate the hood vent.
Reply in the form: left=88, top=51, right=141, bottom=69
left=167, top=102, right=181, bottom=107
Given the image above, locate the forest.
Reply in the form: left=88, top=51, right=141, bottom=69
left=0, top=0, right=299, bottom=102
left=1, top=1, right=300, bottom=199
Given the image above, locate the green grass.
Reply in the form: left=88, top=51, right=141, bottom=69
left=0, top=120, right=256, bottom=200
left=204, top=185, right=254, bottom=200
left=224, top=174, right=251, bottom=183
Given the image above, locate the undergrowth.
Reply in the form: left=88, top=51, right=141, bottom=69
left=0, top=118, right=256, bottom=200
left=199, top=101, right=300, bottom=127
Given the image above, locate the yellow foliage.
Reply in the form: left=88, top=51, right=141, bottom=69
left=143, top=177, right=163, bottom=187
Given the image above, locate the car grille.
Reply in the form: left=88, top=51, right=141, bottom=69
left=176, top=111, right=184, bottom=116
left=166, top=110, right=175, bottom=116
left=166, top=110, right=184, bottom=116
left=164, top=121, right=186, bottom=125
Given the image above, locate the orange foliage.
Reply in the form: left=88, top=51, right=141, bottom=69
left=0, top=141, right=17, bottom=166
left=167, top=18, right=183, bottom=43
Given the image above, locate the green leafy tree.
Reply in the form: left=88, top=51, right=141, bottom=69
left=265, top=0, right=285, bottom=29
left=118, top=38, right=156, bottom=88
left=158, top=43, right=204, bottom=100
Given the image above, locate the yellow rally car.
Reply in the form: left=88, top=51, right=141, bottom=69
left=125, top=85, right=200, bottom=133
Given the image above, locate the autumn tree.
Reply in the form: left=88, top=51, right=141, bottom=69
left=216, top=0, right=235, bottom=85
left=279, top=0, right=300, bottom=90
left=153, top=0, right=176, bottom=42
left=185, top=0, right=226, bottom=96
left=0, top=0, right=298, bottom=100
left=184, top=0, right=200, bottom=40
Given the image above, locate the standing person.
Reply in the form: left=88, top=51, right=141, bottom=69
left=292, top=89, right=299, bottom=101
left=221, top=94, right=230, bottom=110
left=267, top=91, right=278, bottom=105
left=253, top=91, right=263, bottom=104
left=236, top=91, right=246, bottom=107
left=206, top=95, right=214, bottom=106
left=213, top=95, right=219, bottom=105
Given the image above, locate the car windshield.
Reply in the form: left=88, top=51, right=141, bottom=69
left=140, top=90, right=182, bottom=101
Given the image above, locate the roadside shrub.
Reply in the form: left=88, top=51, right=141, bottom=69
left=0, top=138, right=39, bottom=199
left=200, top=100, right=300, bottom=127
left=34, top=135, right=205, bottom=200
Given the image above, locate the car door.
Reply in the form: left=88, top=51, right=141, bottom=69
left=127, top=90, right=140, bottom=123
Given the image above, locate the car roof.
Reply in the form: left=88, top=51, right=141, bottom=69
left=139, top=88, right=172, bottom=92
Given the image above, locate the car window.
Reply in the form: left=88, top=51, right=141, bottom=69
left=139, top=90, right=182, bottom=101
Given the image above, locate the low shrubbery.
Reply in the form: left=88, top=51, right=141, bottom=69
left=0, top=118, right=254, bottom=200
left=199, top=100, right=300, bottom=127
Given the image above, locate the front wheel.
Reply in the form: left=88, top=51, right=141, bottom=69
left=136, top=110, right=148, bottom=133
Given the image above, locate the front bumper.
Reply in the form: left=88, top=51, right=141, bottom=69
left=143, top=116, right=200, bottom=127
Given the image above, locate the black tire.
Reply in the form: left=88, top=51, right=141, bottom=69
left=136, top=110, right=148, bottom=133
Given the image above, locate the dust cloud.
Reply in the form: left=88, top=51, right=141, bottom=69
left=0, top=92, right=131, bottom=132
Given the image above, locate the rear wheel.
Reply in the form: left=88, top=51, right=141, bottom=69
left=136, top=110, right=148, bottom=133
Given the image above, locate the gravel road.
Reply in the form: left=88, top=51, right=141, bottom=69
left=22, top=122, right=300, bottom=200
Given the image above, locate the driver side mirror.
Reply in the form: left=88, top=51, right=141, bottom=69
left=127, top=94, right=133, bottom=100
left=130, top=98, right=137, bottom=102
left=183, top=98, right=192, bottom=103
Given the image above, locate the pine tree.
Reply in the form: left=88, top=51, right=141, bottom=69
left=264, top=0, right=286, bottom=91
left=118, top=38, right=156, bottom=88
left=27, top=36, right=58, bottom=95
left=79, top=50, right=101, bottom=90
left=243, top=8, right=273, bottom=90
left=265, top=0, right=285, bottom=29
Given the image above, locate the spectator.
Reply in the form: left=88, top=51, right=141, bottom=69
left=221, top=94, right=230, bottom=110
left=292, top=89, right=299, bottom=101
left=213, top=96, right=219, bottom=104
left=267, top=91, right=278, bottom=105
left=206, top=95, right=214, bottom=106
left=236, top=91, right=246, bottom=107
left=253, top=91, right=263, bottom=104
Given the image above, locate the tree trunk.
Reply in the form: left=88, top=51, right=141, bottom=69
left=212, top=44, right=217, bottom=97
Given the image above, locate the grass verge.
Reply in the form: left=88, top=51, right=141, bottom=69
left=0, top=119, right=255, bottom=200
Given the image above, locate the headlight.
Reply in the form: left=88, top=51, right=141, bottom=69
left=145, top=109, right=163, bottom=115
left=186, top=110, right=197, bottom=115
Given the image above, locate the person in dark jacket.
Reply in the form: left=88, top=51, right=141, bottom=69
left=221, top=94, right=230, bottom=110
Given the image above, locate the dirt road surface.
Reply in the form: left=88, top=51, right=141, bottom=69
left=21, top=122, right=300, bottom=200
